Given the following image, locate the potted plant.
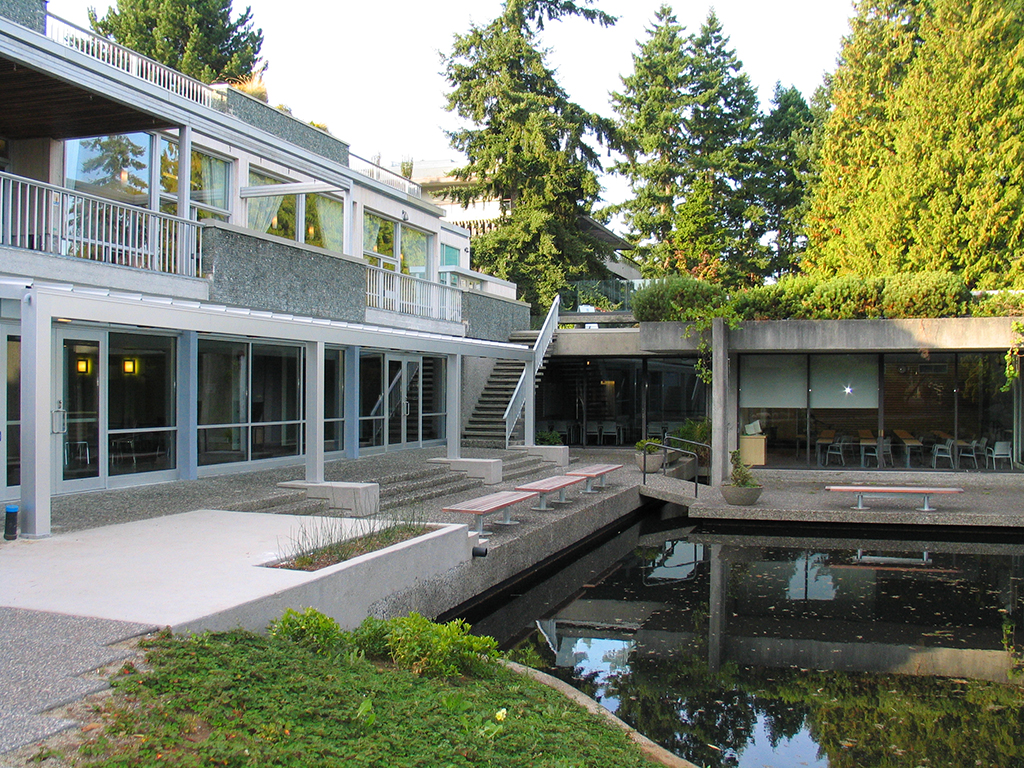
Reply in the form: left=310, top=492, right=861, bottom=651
left=635, top=440, right=664, bottom=473
left=720, top=449, right=762, bottom=506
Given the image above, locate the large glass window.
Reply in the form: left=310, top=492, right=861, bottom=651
left=306, top=194, right=345, bottom=252
left=359, top=351, right=384, bottom=447
left=401, top=226, right=428, bottom=278
left=108, top=333, right=176, bottom=476
left=65, top=132, right=151, bottom=206
left=250, top=345, right=301, bottom=461
left=198, top=340, right=248, bottom=465
left=325, top=348, right=345, bottom=453
left=6, top=335, right=19, bottom=487
left=247, top=169, right=296, bottom=240
left=363, top=213, right=396, bottom=269
left=422, top=356, right=446, bottom=441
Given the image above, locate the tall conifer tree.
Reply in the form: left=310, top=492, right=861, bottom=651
left=89, top=0, right=264, bottom=84
left=442, top=0, right=617, bottom=310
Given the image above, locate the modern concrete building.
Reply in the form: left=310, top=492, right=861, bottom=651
left=0, top=0, right=540, bottom=537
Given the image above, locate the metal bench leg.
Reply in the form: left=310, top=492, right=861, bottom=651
left=854, top=493, right=869, bottom=510
left=581, top=479, right=597, bottom=493
left=533, top=494, right=550, bottom=511
left=919, top=494, right=935, bottom=512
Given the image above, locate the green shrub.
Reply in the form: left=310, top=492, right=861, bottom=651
left=351, top=615, right=391, bottom=659
left=269, top=607, right=345, bottom=656
left=881, top=272, right=970, bottom=318
left=386, top=612, right=499, bottom=677
left=631, top=275, right=728, bottom=322
left=729, top=450, right=759, bottom=488
left=804, top=275, right=884, bottom=319
left=535, top=430, right=562, bottom=446
left=731, top=276, right=819, bottom=320
left=635, top=439, right=660, bottom=454
left=972, top=290, right=1024, bottom=317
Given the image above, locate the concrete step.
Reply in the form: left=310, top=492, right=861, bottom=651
left=381, top=476, right=484, bottom=511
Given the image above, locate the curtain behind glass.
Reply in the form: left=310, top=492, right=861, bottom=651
left=311, top=195, right=345, bottom=252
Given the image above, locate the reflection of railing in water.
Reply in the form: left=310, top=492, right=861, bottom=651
left=1, top=171, right=201, bottom=277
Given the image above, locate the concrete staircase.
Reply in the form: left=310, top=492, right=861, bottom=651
left=229, top=489, right=330, bottom=516
left=462, top=329, right=554, bottom=448
left=377, top=465, right=484, bottom=512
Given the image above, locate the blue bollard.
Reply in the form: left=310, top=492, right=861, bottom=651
left=4, top=505, right=17, bottom=541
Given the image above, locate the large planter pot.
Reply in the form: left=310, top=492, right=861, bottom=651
left=635, top=452, right=664, bottom=473
left=720, top=485, right=762, bottom=506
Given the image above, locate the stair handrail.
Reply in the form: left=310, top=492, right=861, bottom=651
left=640, top=440, right=699, bottom=498
left=503, top=294, right=560, bottom=447
left=662, top=436, right=711, bottom=486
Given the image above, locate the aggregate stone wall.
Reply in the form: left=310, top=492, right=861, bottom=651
left=0, top=0, right=45, bottom=32
left=368, top=485, right=644, bottom=622
left=204, top=226, right=365, bottom=322
left=463, top=290, right=530, bottom=342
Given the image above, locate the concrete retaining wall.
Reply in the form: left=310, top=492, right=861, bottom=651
left=175, top=523, right=475, bottom=634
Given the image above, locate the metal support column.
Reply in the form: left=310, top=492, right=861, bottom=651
left=19, top=288, right=52, bottom=537
left=305, top=340, right=325, bottom=483
left=447, top=353, right=461, bottom=459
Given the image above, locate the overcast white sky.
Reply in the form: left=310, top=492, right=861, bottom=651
left=46, top=0, right=854, bottom=203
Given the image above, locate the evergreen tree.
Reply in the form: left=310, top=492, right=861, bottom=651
left=442, top=0, right=617, bottom=310
left=754, top=83, right=813, bottom=277
left=607, top=5, right=689, bottom=275
left=802, top=0, right=923, bottom=275
left=89, top=0, right=264, bottom=84
left=677, top=11, right=762, bottom=285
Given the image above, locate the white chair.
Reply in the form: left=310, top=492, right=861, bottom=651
left=957, top=439, right=979, bottom=469
left=976, top=437, right=988, bottom=467
left=825, top=435, right=851, bottom=466
left=988, top=440, right=1012, bottom=469
left=880, top=437, right=895, bottom=466
left=931, top=439, right=954, bottom=468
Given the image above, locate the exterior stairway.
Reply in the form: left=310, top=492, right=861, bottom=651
left=463, top=329, right=554, bottom=448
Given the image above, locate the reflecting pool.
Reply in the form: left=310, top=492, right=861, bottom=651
left=471, top=519, right=1024, bottom=767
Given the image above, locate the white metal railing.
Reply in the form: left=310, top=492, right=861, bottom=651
left=504, top=294, right=560, bottom=446
left=348, top=154, right=422, bottom=198
left=0, top=171, right=201, bottom=277
left=45, top=13, right=221, bottom=109
left=365, top=264, right=462, bottom=323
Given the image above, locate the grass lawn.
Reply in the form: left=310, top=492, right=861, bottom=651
left=65, top=630, right=661, bottom=767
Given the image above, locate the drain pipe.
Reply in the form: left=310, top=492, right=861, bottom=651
left=472, top=545, right=488, bottom=558
left=4, top=505, right=17, bottom=541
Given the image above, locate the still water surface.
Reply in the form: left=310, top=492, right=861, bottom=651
left=470, top=517, right=1024, bottom=767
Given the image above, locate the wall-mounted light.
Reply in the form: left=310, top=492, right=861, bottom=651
left=401, top=210, right=409, bottom=221
left=307, top=225, right=315, bottom=238
left=76, top=358, right=89, bottom=374
left=123, top=358, right=137, bottom=375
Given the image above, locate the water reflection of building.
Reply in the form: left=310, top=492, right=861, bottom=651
left=540, top=531, right=1024, bottom=685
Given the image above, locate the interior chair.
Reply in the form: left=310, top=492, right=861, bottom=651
left=824, top=435, right=850, bottom=466
left=988, top=440, right=1012, bottom=469
left=880, top=437, right=895, bottom=466
left=931, top=439, right=954, bottom=469
left=976, top=437, right=989, bottom=468
left=957, top=439, right=979, bottom=469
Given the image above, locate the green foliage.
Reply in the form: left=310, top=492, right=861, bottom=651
left=385, top=612, right=499, bottom=677
left=803, top=275, right=884, bottom=319
left=973, top=290, right=1024, bottom=317
left=268, top=607, right=345, bottom=656
left=670, top=418, right=711, bottom=464
left=442, top=0, right=617, bottom=310
left=881, top=271, right=971, bottom=318
left=729, top=449, right=759, bottom=487
left=730, top=275, right=818, bottom=320
left=635, top=439, right=660, bottom=454
left=350, top=615, right=391, bottom=659
left=535, top=430, right=563, bottom=446
left=630, top=274, right=729, bottom=322
left=1003, top=320, right=1024, bottom=392
left=89, top=0, right=264, bottom=84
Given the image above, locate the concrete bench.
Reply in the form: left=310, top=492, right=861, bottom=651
left=826, top=485, right=964, bottom=512
left=566, top=463, right=623, bottom=493
left=515, top=475, right=587, bottom=510
left=442, top=490, right=538, bottom=535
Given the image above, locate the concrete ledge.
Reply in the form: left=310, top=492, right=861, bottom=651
left=429, top=458, right=503, bottom=485
left=510, top=445, right=569, bottom=467
left=279, top=481, right=379, bottom=516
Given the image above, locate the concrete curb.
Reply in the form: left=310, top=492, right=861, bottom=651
left=500, top=660, right=698, bottom=768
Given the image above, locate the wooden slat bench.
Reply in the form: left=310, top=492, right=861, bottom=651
left=442, top=490, right=538, bottom=535
left=826, top=485, right=964, bottom=512
left=514, top=475, right=587, bottom=510
left=566, top=463, right=623, bottom=493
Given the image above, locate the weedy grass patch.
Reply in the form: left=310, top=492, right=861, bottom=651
left=68, top=621, right=659, bottom=767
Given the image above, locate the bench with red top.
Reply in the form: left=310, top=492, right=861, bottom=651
left=565, top=463, right=623, bottom=493
left=826, top=485, right=964, bottom=512
left=514, top=475, right=587, bottom=510
left=442, top=490, right=538, bottom=535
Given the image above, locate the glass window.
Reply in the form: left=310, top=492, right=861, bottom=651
left=401, top=227, right=429, bottom=277
left=7, top=335, right=19, bottom=487
left=306, top=194, right=345, bottom=252
left=65, top=132, right=151, bottom=206
left=159, top=139, right=230, bottom=221
left=363, top=212, right=395, bottom=265
left=198, top=340, right=247, bottom=427
left=248, top=169, right=295, bottom=239
left=359, top=350, right=384, bottom=447
left=325, top=348, right=345, bottom=453
left=442, top=243, right=460, bottom=266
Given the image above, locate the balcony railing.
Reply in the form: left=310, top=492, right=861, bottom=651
left=366, top=264, right=461, bottom=324
left=45, top=13, right=221, bottom=110
left=348, top=154, right=422, bottom=198
left=0, top=171, right=201, bottom=277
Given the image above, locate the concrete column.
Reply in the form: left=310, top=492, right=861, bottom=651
left=708, top=544, right=726, bottom=674
left=177, top=126, right=191, bottom=219
left=177, top=331, right=198, bottom=481
left=447, top=353, right=461, bottom=459
left=305, top=341, right=325, bottom=483
left=19, top=288, right=51, bottom=537
left=344, top=346, right=360, bottom=459
left=711, top=317, right=730, bottom=486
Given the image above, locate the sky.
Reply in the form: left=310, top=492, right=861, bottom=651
left=45, top=0, right=854, bottom=203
